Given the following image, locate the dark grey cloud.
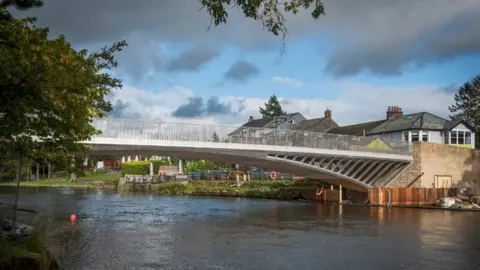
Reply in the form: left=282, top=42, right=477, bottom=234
left=164, top=43, right=218, bottom=72
left=224, top=60, right=259, bottom=82
left=11, top=0, right=480, bottom=77
left=171, top=96, right=234, bottom=118
left=106, top=100, right=141, bottom=119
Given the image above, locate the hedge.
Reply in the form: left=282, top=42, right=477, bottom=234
left=152, top=160, right=170, bottom=173
left=120, top=161, right=150, bottom=175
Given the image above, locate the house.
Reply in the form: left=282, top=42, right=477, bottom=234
left=294, top=109, right=339, bottom=133
left=327, top=106, right=476, bottom=149
left=229, top=112, right=307, bottom=137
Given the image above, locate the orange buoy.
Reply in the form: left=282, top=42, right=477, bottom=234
left=270, top=171, right=277, bottom=180
left=70, top=214, right=77, bottom=222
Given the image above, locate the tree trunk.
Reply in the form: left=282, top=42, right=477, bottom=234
left=47, top=163, right=52, bottom=179
left=26, top=158, right=32, bottom=182
left=36, top=163, right=40, bottom=181
left=42, top=165, right=45, bottom=179
left=13, top=151, right=23, bottom=222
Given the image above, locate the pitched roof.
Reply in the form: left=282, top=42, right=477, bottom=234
left=368, top=112, right=452, bottom=134
left=327, top=120, right=387, bottom=136
left=241, top=113, right=299, bottom=129
left=229, top=113, right=301, bottom=136
left=295, top=117, right=339, bottom=133
left=327, top=112, right=475, bottom=137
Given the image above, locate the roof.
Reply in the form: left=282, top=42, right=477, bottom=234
left=327, top=120, right=387, bottom=136
left=241, top=113, right=299, bottom=129
left=295, top=117, right=339, bottom=133
left=367, top=112, right=471, bottom=134
left=327, top=112, right=475, bottom=136
left=229, top=113, right=301, bottom=136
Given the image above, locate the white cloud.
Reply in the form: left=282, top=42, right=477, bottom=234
left=272, top=76, right=305, bottom=88
left=108, top=81, right=455, bottom=127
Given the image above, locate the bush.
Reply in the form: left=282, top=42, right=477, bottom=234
left=151, top=160, right=170, bottom=174
left=120, top=161, right=150, bottom=176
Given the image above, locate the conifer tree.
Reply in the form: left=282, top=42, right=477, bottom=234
left=449, top=74, right=480, bottom=147
left=259, top=94, right=287, bottom=118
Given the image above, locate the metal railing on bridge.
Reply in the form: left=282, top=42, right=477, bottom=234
left=91, top=118, right=411, bottom=155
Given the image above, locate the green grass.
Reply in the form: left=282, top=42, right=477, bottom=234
left=0, top=226, right=58, bottom=269
left=0, top=172, right=120, bottom=188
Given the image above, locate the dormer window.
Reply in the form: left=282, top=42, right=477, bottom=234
left=288, top=118, right=295, bottom=124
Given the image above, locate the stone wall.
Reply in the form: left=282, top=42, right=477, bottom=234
left=388, top=142, right=480, bottom=191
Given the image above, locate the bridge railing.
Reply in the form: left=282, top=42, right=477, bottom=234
left=90, top=118, right=411, bottom=156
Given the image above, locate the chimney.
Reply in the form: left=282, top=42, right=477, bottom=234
left=248, top=116, right=254, bottom=122
left=386, top=106, right=403, bottom=120
left=324, top=109, right=332, bottom=119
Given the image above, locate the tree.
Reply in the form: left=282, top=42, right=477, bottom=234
left=0, top=2, right=126, bottom=220
left=212, top=132, right=219, bottom=142
left=0, top=8, right=126, bottom=150
left=200, top=0, right=325, bottom=42
left=449, top=74, right=480, bottom=147
left=259, top=94, right=287, bottom=118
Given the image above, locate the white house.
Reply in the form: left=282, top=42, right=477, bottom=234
left=327, top=106, right=476, bottom=149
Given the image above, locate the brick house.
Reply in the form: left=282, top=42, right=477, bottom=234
left=327, top=106, right=476, bottom=149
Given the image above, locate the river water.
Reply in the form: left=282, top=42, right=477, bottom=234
left=1, top=187, right=479, bottom=270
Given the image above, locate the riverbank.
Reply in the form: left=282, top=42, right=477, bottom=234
left=119, top=180, right=316, bottom=201
left=0, top=172, right=120, bottom=189
left=0, top=219, right=59, bottom=269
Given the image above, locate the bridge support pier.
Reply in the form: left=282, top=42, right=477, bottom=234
left=339, top=185, right=343, bottom=204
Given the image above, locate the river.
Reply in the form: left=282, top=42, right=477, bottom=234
left=1, top=187, right=479, bottom=270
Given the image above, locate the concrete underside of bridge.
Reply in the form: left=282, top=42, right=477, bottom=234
left=86, top=143, right=412, bottom=192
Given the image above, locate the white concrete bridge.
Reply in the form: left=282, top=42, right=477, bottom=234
left=85, top=118, right=413, bottom=191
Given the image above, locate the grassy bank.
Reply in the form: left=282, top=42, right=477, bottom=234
left=120, top=180, right=317, bottom=200
left=0, top=227, right=58, bottom=269
left=0, top=172, right=120, bottom=189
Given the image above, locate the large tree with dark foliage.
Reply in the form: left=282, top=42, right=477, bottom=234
left=449, top=74, right=480, bottom=147
left=1, top=0, right=126, bottom=220
left=259, top=94, right=287, bottom=118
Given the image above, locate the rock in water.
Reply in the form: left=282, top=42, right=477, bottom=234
left=1, top=218, right=34, bottom=237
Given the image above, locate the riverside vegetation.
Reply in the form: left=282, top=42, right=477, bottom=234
left=119, top=180, right=315, bottom=201
left=0, top=171, right=120, bottom=189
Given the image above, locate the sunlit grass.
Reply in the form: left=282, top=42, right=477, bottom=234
left=0, top=172, right=120, bottom=188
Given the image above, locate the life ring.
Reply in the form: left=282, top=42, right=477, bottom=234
left=316, top=188, right=324, bottom=196
left=270, top=171, right=277, bottom=180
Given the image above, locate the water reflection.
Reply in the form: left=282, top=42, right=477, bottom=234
left=0, top=187, right=479, bottom=270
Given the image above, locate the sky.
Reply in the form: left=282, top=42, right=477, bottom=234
left=13, top=0, right=480, bottom=126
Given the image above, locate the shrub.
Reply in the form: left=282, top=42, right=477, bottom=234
left=120, top=161, right=150, bottom=176
left=151, top=160, right=170, bottom=173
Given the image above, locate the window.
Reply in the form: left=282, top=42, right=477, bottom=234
left=443, top=131, right=449, bottom=144
left=422, top=132, right=428, bottom=142
left=465, top=132, right=472, bottom=144
left=411, top=131, right=419, bottom=142
left=288, top=118, right=296, bottom=124
left=404, top=131, right=409, bottom=142
left=458, top=131, right=465, bottom=144
left=451, top=131, right=457, bottom=144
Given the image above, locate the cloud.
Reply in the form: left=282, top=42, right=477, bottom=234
left=107, top=81, right=455, bottom=127
left=272, top=76, right=305, bottom=88
left=171, top=96, right=235, bottom=118
left=13, top=0, right=480, bottom=77
left=164, top=43, right=218, bottom=72
left=106, top=100, right=141, bottom=119
left=223, top=60, right=259, bottom=82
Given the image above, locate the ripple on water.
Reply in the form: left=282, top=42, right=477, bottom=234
left=2, top=188, right=479, bottom=270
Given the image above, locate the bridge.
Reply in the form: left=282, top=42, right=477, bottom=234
left=84, top=118, right=413, bottom=192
